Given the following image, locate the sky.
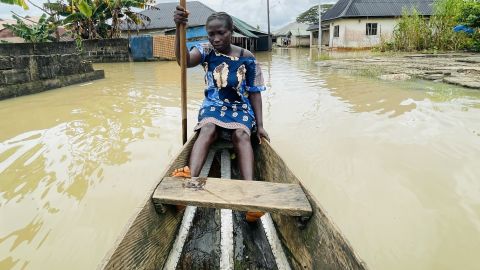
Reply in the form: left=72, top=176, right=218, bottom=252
left=0, top=0, right=335, bottom=31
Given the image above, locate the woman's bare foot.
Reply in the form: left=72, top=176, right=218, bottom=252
left=171, top=166, right=191, bottom=177
left=171, top=166, right=191, bottom=212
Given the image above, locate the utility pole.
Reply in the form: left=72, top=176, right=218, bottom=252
left=318, top=2, right=322, bottom=52
left=267, top=0, right=271, bottom=50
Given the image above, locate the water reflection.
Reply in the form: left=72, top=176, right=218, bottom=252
left=0, top=62, right=205, bottom=269
left=1, top=49, right=480, bottom=270
left=263, top=48, right=480, bottom=270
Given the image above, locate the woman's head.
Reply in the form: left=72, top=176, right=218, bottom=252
left=206, top=12, right=233, bottom=52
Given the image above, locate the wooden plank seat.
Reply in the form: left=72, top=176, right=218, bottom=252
left=153, top=177, right=312, bottom=217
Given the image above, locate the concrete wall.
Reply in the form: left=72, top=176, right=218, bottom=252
left=328, top=18, right=396, bottom=48
left=82, top=39, right=129, bottom=62
left=0, top=39, right=130, bottom=62
left=0, top=42, right=105, bottom=100
left=309, top=30, right=331, bottom=47
left=291, top=36, right=310, bottom=47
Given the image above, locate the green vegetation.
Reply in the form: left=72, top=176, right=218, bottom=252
left=4, top=14, right=54, bottom=43
left=1, top=0, right=154, bottom=42
left=0, top=0, right=28, bottom=9
left=296, top=4, right=334, bottom=24
left=458, top=0, right=480, bottom=50
left=458, top=0, right=480, bottom=28
left=45, top=0, right=151, bottom=39
left=380, top=0, right=480, bottom=52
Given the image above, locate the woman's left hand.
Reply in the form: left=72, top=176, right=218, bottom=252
left=257, top=126, right=270, bottom=144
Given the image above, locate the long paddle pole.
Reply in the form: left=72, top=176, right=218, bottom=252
left=179, top=0, right=187, bottom=144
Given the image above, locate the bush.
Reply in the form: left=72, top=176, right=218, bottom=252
left=381, top=0, right=478, bottom=52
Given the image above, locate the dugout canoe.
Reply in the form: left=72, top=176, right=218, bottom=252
left=98, top=134, right=367, bottom=270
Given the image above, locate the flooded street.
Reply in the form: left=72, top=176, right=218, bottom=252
left=1, top=48, right=480, bottom=270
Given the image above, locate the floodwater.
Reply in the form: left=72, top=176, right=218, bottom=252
left=1, top=48, right=480, bottom=270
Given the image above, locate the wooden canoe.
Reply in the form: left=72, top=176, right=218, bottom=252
left=98, top=134, right=367, bottom=270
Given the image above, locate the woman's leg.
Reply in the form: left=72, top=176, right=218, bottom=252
left=231, top=129, right=254, bottom=180
left=232, top=129, right=263, bottom=222
left=189, top=123, right=218, bottom=177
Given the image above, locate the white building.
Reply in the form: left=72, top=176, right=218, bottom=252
left=273, top=22, right=310, bottom=47
left=308, top=0, right=434, bottom=48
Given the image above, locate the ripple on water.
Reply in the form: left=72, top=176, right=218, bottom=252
left=1, top=50, right=480, bottom=270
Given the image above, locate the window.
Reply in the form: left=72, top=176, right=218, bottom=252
left=333, top=25, right=339, bottom=37
left=366, top=23, right=378, bottom=36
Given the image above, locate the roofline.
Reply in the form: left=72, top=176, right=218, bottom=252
left=339, top=0, right=354, bottom=18
left=322, top=14, right=433, bottom=22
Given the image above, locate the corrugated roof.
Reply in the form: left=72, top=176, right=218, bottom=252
left=121, top=0, right=266, bottom=39
left=322, top=0, right=434, bottom=21
left=274, top=22, right=309, bottom=37
left=306, top=24, right=318, bottom=31
left=232, top=16, right=258, bottom=38
left=126, top=1, right=215, bottom=30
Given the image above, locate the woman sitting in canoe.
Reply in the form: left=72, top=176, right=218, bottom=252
left=173, top=7, right=269, bottom=222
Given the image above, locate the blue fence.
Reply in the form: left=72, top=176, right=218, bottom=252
left=129, top=35, right=153, bottom=61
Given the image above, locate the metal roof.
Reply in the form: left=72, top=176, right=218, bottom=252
left=129, top=1, right=215, bottom=30
left=322, top=0, right=434, bottom=21
left=122, top=0, right=266, bottom=39
left=274, top=22, right=310, bottom=37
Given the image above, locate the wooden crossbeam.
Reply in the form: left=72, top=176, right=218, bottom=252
left=153, top=177, right=312, bottom=216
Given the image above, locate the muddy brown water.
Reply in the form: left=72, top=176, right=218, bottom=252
left=1, top=48, right=480, bottom=270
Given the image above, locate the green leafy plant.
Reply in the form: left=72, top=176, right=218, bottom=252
left=458, top=0, right=480, bottom=28
left=0, top=0, right=29, bottom=9
left=45, top=0, right=153, bottom=39
left=4, top=14, right=55, bottom=43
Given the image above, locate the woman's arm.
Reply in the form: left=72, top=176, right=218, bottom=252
left=249, top=92, right=270, bottom=143
left=174, top=5, right=202, bottom=67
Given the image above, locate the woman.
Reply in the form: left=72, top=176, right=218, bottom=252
left=173, top=7, right=269, bottom=222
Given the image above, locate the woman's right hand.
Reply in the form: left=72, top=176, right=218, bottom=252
left=174, top=5, right=189, bottom=26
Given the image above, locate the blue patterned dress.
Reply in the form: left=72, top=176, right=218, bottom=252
left=192, top=43, right=266, bottom=136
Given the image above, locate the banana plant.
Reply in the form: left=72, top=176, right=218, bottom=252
left=4, top=14, right=55, bottom=43
left=45, top=0, right=152, bottom=39
left=0, top=0, right=29, bottom=9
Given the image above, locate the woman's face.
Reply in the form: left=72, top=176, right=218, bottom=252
left=206, top=19, right=232, bottom=52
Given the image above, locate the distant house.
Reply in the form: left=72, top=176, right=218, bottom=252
left=307, top=0, right=434, bottom=48
left=273, top=22, right=310, bottom=47
left=122, top=1, right=270, bottom=51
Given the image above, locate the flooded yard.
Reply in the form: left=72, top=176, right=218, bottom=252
left=1, top=48, right=480, bottom=270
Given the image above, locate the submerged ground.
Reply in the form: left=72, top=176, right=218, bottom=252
left=1, top=48, right=479, bottom=270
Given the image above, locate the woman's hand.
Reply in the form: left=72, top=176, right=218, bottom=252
left=256, top=126, right=270, bottom=144
left=174, top=5, right=189, bottom=26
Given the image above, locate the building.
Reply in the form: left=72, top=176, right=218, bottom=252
left=122, top=1, right=271, bottom=53
left=307, top=0, right=434, bottom=48
left=273, top=22, right=310, bottom=47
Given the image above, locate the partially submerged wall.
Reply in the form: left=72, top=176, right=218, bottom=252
left=0, top=39, right=130, bottom=63
left=0, top=42, right=106, bottom=100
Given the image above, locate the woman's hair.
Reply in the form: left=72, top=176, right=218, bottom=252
left=206, top=12, right=233, bottom=31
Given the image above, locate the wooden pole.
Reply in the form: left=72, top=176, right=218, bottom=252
left=179, top=0, right=187, bottom=144
left=318, top=2, right=322, bottom=52
left=267, top=0, right=271, bottom=51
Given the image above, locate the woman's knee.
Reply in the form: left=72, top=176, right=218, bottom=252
left=199, top=123, right=217, bottom=140
left=232, top=129, right=250, bottom=144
